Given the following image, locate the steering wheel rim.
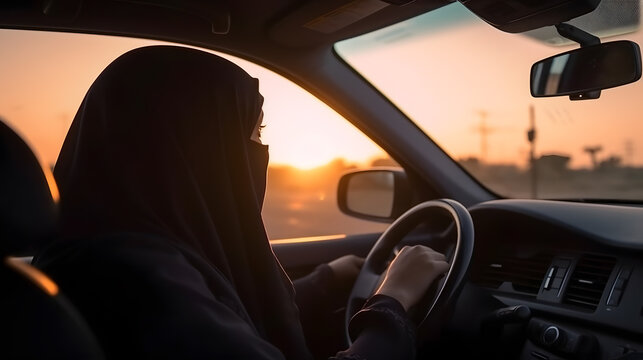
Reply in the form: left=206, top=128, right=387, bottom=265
left=344, top=199, right=474, bottom=346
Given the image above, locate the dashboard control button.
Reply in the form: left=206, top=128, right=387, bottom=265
left=607, top=289, right=623, bottom=306
left=542, top=326, right=560, bottom=346
left=614, top=277, right=626, bottom=290
left=620, top=266, right=633, bottom=280
left=528, top=318, right=598, bottom=358
left=550, top=277, right=563, bottom=289
left=547, top=266, right=557, bottom=278
left=553, top=259, right=570, bottom=268
left=543, top=266, right=557, bottom=290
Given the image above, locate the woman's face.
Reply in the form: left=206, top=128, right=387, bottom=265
left=250, top=110, right=264, bottom=144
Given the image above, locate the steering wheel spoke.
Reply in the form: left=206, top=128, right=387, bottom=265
left=352, top=269, right=381, bottom=300
left=346, top=267, right=382, bottom=321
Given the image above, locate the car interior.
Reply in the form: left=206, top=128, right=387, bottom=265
left=1, top=0, right=643, bottom=359
left=0, top=120, right=103, bottom=358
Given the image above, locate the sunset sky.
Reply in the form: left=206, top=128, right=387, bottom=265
left=337, top=3, right=643, bottom=169
left=1, top=2, right=642, bottom=172
left=0, top=29, right=385, bottom=170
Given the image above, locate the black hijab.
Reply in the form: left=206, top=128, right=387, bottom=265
left=52, top=45, right=309, bottom=358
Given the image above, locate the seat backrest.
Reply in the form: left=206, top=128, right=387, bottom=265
left=0, top=118, right=103, bottom=358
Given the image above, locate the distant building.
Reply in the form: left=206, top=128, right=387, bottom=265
left=536, top=154, right=570, bottom=176
left=370, top=157, right=399, bottom=167
left=458, top=157, right=481, bottom=173
left=598, top=155, right=622, bottom=171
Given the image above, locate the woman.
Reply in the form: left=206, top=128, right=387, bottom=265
left=35, top=46, right=448, bottom=359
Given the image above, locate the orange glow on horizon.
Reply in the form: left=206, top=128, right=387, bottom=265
left=269, top=234, right=347, bottom=244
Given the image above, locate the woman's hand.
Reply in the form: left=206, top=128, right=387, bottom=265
left=327, top=254, right=365, bottom=293
left=375, top=245, right=449, bottom=311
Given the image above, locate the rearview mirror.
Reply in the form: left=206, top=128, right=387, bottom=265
left=337, top=168, right=412, bottom=222
left=530, top=41, right=641, bottom=99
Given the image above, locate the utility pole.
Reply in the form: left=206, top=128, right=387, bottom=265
left=474, top=110, right=492, bottom=162
left=625, top=140, right=634, bottom=167
left=527, top=105, right=537, bottom=199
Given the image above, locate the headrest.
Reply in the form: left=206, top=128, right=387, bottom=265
left=0, top=118, right=58, bottom=256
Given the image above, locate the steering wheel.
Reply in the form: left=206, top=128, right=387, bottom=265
left=344, top=199, right=474, bottom=345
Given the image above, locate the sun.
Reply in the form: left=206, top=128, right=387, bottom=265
left=268, top=148, right=340, bottom=170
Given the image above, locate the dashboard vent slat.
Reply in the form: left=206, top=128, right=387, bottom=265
left=473, top=253, right=552, bottom=297
left=564, top=254, right=616, bottom=311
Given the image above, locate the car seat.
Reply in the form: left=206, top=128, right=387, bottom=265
left=0, top=118, right=103, bottom=358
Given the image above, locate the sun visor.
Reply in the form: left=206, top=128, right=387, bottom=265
left=523, top=0, right=640, bottom=46
left=269, top=0, right=449, bottom=48
left=116, top=0, right=230, bottom=34
left=458, top=0, right=601, bottom=33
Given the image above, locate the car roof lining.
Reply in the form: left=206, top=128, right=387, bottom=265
left=0, top=1, right=451, bottom=52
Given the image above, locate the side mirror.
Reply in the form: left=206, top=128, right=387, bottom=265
left=530, top=40, right=642, bottom=99
left=337, top=168, right=412, bottom=222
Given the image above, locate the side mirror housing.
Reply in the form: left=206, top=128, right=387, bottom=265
left=337, top=168, right=412, bottom=222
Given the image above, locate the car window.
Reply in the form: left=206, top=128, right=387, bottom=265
left=0, top=29, right=389, bottom=241
left=336, top=1, right=643, bottom=201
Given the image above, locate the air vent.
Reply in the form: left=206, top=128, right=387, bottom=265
left=474, top=254, right=552, bottom=297
left=564, top=254, right=616, bottom=311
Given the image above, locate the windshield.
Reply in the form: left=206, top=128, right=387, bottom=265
left=336, top=2, right=643, bottom=201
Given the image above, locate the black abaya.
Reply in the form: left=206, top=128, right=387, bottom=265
left=35, top=45, right=415, bottom=359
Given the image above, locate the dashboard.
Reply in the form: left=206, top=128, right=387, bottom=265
left=447, top=200, right=643, bottom=359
